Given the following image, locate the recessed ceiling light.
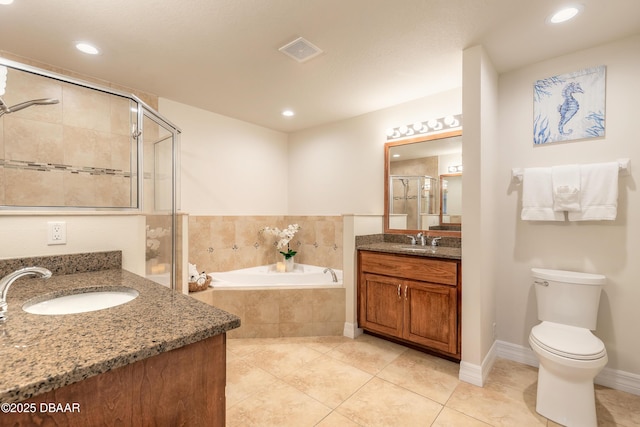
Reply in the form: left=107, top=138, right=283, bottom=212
left=0, top=0, right=14, bottom=5
left=282, top=110, right=295, bottom=117
left=75, top=42, right=100, bottom=55
left=548, top=5, right=583, bottom=24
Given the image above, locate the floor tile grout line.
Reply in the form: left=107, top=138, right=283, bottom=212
left=227, top=336, right=640, bottom=426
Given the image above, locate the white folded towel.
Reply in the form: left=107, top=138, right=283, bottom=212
left=521, top=167, right=565, bottom=221
left=552, top=164, right=581, bottom=212
left=568, top=162, right=619, bottom=221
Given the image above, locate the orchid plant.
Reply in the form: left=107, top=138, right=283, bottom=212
left=260, top=224, right=301, bottom=259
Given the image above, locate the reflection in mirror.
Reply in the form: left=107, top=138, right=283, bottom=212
left=440, top=173, right=462, bottom=224
left=389, top=175, right=439, bottom=230
left=384, top=130, right=462, bottom=236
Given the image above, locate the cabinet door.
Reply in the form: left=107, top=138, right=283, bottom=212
left=359, top=273, right=403, bottom=337
left=403, top=280, right=458, bottom=354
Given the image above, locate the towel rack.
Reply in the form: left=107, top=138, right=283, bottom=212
left=511, top=158, right=630, bottom=184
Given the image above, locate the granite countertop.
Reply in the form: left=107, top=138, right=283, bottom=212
left=356, top=234, right=461, bottom=260
left=357, top=242, right=461, bottom=260
left=0, top=269, right=240, bottom=403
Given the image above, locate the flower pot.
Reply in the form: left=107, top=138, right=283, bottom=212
left=284, top=256, right=294, bottom=272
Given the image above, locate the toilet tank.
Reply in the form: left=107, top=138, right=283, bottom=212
left=532, top=268, right=605, bottom=330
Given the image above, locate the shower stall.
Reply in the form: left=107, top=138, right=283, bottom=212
left=0, top=57, right=181, bottom=290
left=389, top=175, right=440, bottom=230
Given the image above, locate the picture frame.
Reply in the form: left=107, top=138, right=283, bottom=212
left=533, top=65, right=606, bottom=145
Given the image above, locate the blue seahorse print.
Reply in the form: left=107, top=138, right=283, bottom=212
left=557, top=82, right=583, bottom=135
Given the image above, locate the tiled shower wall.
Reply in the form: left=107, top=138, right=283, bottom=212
left=0, top=67, right=135, bottom=207
left=188, top=215, right=343, bottom=273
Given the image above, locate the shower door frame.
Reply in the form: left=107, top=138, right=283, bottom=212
left=0, top=56, right=182, bottom=290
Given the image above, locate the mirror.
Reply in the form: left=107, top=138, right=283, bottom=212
left=384, top=130, right=462, bottom=237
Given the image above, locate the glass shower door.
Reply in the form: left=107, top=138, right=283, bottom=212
left=141, top=109, right=180, bottom=290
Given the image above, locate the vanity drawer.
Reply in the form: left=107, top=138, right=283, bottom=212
left=359, top=251, right=457, bottom=286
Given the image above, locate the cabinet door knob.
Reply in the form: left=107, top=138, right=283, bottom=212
left=397, top=284, right=402, bottom=299
left=404, top=285, right=408, bottom=300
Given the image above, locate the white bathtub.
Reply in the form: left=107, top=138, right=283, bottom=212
left=208, top=264, right=343, bottom=289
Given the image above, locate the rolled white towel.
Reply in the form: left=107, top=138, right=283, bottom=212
left=552, top=165, right=581, bottom=212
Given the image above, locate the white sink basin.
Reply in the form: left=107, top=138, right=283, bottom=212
left=23, top=288, right=139, bottom=315
left=392, top=244, right=438, bottom=253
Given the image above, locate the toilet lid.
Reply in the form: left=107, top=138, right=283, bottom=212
left=531, top=322, right=606, bottom=360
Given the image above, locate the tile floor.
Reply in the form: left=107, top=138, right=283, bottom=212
left=226, top=334, right=640, bottom=426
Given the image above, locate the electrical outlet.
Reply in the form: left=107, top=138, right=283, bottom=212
left=47, top=221, right=66, bottom=245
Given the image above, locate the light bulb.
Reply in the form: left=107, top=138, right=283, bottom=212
left=549, top=6, right=582, bottom=24
left=76, top=42, right=100, bottom=55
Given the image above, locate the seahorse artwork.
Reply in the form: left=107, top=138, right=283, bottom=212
left=557, top=82, right=584, bottom=135
left=533, top=65, right=605, bottom=144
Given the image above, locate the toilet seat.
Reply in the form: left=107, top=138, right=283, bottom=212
left=530, top=321, right=606, bottom=360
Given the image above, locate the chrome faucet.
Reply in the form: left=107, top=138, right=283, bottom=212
left=323, top=268, right=338, bottom=283
left=407, top=232, right=426, bottom=246
left=431, top=236, right=442, bottom=247
left=0, top=267, right=52, bottom=322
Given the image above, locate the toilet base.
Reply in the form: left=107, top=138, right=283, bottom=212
left=536, top=362, right=597, bottom=427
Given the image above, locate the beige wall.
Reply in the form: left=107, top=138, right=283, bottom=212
left=493, top=35, right=640, bottom=375
left=158, top=98, right=288, bottom=216
left=460, top=45, right=500, bottom=384
left=288, top=89, right=462, bottom=215
left=0, top=214, right=146, bottom=275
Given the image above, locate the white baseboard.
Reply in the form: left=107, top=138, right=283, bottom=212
left=343, top=322, right=363, bottom=339
left=459, top=340, right=498, bottom=387
left=494, top=340, right=640, bottom=396
left=596, top=366, right=640, bottom=396
left=495, top=339, right=539, bottom=367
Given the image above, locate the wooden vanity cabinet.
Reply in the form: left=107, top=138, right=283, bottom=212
left=358, top=250, right=461, bottom=360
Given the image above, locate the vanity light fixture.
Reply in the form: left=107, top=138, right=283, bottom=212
left=386, top=114, right=462, bottom=140
left=75, top=42, right=100, bottom=55
left=548, top=5, right=583, bottom=24
left=282, top=109, right=295, bottom=117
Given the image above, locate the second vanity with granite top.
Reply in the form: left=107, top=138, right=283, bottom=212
left=356, top=234, right=461, bottom=361
left=0, top=251, right=240, bottom=427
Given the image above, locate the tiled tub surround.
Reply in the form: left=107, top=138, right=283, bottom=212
left=188, top=216, right=344, bottom=339
left=188, top=215, right=343, bottom=273
left=0, top=252, right=240, bottom=403
left=191, top=287, right=345, bottom=339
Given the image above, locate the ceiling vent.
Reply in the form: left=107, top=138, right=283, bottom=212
left=278, top=37, right=323, bottom=63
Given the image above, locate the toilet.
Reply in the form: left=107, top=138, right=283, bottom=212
left=528, top=268, right=608, bottom=427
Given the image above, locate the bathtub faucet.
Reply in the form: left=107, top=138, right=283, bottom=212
left=323, top=268, right=338, bottom=283
left=0, top=266, right=52, bottom=322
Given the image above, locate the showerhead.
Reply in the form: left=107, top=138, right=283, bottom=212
left=0, top=97, right=59, bottom=117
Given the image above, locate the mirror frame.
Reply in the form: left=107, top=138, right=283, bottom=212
left=384, top=129, right=462, bottom=238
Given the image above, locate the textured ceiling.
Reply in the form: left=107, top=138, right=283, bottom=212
left=1, top=0, right=639, bottom=132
